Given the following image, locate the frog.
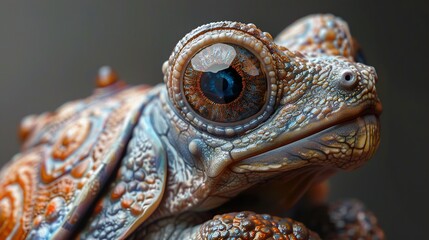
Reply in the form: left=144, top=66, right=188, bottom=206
left=0, top=14, right=384, bottom=239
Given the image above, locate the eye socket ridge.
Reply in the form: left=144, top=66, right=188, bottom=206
left=167, top=23, right=281, bottom=137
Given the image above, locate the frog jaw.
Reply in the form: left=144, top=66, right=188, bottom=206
left=230, top=114, right=380, bottom=205
left=231, top=105, right=381, bottom=174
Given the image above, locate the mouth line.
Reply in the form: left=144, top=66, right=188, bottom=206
left=230, top=101, right=382, bottom=164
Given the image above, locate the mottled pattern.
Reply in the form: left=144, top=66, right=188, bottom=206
left=0, top=151, right=39, bottom=239
left=326, top=200, right=384, bottom=240
left=128, top=212, right=207, bottom=239
left=79, top=100, right=166, bottom=239
left=199, top=212, right=320, bottom=240
left=0, top=83, right=149, bottom=239
left=296, top=200, right=384, bottom=240
left=276, top=14, right=354, bottom=59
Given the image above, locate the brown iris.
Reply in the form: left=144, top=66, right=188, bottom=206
left=183, top=43, right=267, bottom=123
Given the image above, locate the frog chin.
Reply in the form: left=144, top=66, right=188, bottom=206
left=231, top=114, right=380, bottom=173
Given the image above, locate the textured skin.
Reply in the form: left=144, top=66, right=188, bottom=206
left=326, top=200, right=384, bottom=240
left=0, top=14, right=383, bottom=239
left=79, top=92, right=167, bottom=239
left=276, top=14, right=355, bottom=59
left=295, top=199, right=384, bottom=240
left=0, top=81, right=150, bottom=239
left=197, top=212, right=320, bottom=240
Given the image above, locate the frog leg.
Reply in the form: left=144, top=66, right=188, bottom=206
left=295, top=199, right=385, bottom=239
left=192, top=212, right=321, bottom=240
left=293, top=181, right=384, bottom=239
left=134, top=211, right=320, bottom=240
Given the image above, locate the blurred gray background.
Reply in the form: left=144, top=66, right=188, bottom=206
left=0, top=1, right=428, bottom=238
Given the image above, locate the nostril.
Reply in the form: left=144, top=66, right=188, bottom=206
left=339, top=70, right=358, bottom=90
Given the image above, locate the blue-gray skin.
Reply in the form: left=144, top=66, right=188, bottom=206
left=0, top=14, right=383, bottom=239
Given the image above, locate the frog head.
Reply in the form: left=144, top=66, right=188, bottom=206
left=157, top=19, right=381, bottom=213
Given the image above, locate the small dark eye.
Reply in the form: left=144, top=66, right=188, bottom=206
left=340, top=70, right=358, bottom=89
left=183, top=43, right=267, bottom=123
left=344, top=73, right=352, bottom=81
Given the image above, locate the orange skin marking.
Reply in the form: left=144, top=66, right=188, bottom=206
left=77, top=179, right=87, bottom=189
left=96, top=66, right=119, bottom=88
left=111, top=182, right=126, bottom=200
left=45, top=202, right=58, bottom=219
left=325, top=29, right=336, bottom=41
left=52, top=118, right=91, bottom=161
left=70, top=158, right=90, bottom=179
left=93, top=200, right=104, bottom=215
left=130, top=203, right=143, bottom=216
left=121, top=198, right=134, bottom=209
left=18, top=115, right=38, bottom=142
left=32, top=215, right=43, bottom=228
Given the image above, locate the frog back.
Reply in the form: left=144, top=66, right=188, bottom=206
left=0, top=80, right=164, bottom=239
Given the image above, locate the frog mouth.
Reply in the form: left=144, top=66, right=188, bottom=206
left=231, top=101, right=382, bottom=172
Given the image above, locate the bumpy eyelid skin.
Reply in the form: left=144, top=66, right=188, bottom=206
left=165, top=21, right=289, bottom=137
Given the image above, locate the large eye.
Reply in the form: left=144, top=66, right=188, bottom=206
left=166, top=22, right=283, bottom=136
left=183, top=43, right=267, bottom=123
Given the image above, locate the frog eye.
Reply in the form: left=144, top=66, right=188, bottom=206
left=184, top=43, right=267, bottom=123
left=166, top=22, right=283, bottom=137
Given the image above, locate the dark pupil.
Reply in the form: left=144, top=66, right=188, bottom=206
left=200, top=67, right=242, bottom=104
